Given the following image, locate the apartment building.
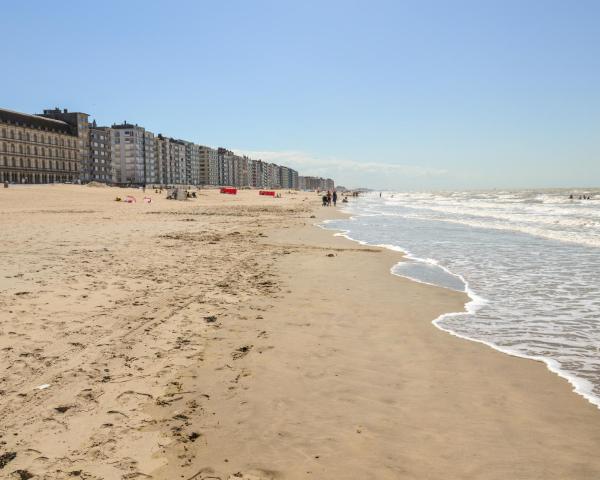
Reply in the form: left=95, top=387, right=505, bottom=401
left=289, top=168, right=299, bottom=189
left=186, top=141, right=201, bottom=185
left=88, top=121, right=112, bottom=183
left=0, top=105, right=326, bottom=188
left=280, top=166, right=290, bottom=189
left=169, top=139, right=187, bottom=185
left=299, top=175, right=335, bottom=191
left=199, top=145, right=218, bottom=185
left=0, top=107, right=80, bottom=184
left=217, top=148, right=234, bottom=186
left=155, top=135, right=169, bottom=184
left=280, top=166, right=299, bottom=189
left=267, top=163, right=281, bottom=188
left=250, top=159, right=266, bottom=188
left=231, top=154, right=252, bottom=187
left=110, top=123, right=156, bottom=185
left=156, top=137, right=206, bottom=186
left=39, top=108, right=90, bottom=180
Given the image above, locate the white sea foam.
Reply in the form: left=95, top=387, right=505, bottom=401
left=323, top=190, right=600, bottom=409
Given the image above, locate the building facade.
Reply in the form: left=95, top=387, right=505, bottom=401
left=1, top=105, right=327, bottom=188
left=110, top=123, right=156, bottom=185
left=154, top=134, right=169, bottom=185
left=198, top=145, right=218, bottom=185
left=288, top=168, right=298, bottom=190
left=40, top=108, right=90, bottom=182
left=0, top=108, right=80, bottom=184
left=88, top=121, right=112, bottom=183
left=299, top=175, right=335, bottom=191
left=186, top=141, right=200, bottom=186
left=217, top=148, right=234, bottom=186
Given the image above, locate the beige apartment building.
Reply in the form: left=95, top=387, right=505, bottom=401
left=0, top=108, right=81, bottom=184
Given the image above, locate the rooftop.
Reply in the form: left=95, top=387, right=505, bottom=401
left=0, top=107, right=76, bottom=135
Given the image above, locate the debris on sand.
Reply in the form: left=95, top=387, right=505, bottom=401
left=203, top=315, right=218, bottom=323
left=232, top=345, right=253, bottom=360
left=54, top=405, right=73, bottom=414
left=0, top=452, right=16, bottom=469
left=12, top=470, right=34, bottom=480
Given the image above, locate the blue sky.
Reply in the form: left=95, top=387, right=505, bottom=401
left=2, top=0, right=599, bottom=189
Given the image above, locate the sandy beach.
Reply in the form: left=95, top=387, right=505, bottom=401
left=1, top=185, right=600, bottom=480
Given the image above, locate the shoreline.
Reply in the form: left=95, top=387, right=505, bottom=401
left=327, top=205, right=600, bottom=411
left=1, top=185, right=600, bottom=479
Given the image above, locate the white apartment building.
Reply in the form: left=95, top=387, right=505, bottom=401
left=110, top=123, right=155, bottom=184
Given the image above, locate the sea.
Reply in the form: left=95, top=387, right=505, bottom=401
left=323, top=189, right=600, bottom=408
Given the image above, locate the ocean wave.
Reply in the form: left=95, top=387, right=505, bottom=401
left=326, top=194, right=600, bottom=409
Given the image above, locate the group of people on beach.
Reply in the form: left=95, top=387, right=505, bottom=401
left=322, top=190, right=338, bottom=207
left=569, top=194, right=593, bottom=200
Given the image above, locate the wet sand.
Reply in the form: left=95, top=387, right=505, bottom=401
left=1, top=185, right=600, bottom=479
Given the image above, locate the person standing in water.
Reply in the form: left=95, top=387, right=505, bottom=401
left=332, top=190, right=338, bottom=206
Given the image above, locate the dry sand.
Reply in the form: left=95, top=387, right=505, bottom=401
left=0, top=185, right=599, bottom=479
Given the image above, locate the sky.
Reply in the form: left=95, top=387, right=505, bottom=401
left=2, top=0, right=599, bottom=190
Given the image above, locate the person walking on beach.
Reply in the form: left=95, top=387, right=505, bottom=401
left=332, top=190, right=338, bottom=206
left=327, top=190, right=332, bottom=206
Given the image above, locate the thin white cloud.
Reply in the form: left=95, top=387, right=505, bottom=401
left=232, top=149, right=447, bottom=178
